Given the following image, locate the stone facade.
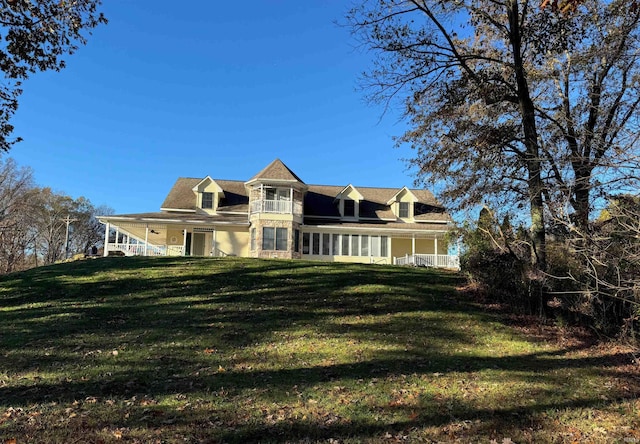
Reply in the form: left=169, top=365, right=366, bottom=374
left=248, top=184, right=305, bottom=259
left=250, top=219, right=302, bottom=259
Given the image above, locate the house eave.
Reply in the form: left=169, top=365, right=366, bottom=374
left=160, top=207, right=197, bottom=213
left=99, top=215, right=250, bottom=227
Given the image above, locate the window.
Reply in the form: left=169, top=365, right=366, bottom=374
left=202, top=192, right=213, bottom=209
left=265, top=187, right=290, bottom=201
left=361, top=235, right=369, bottom=256
left=371, top=236, right=380, bottom=256
left=250, top=228, right=256, bottom=251
left=302, top=233, right=310, bottom=254
left=262, top=227, right=275, bottom=250
left=342, top=234, right=350, bottom=256
left=263, top=227, right=287, bottom=250
left=332, top=234, right=341, bottom=256
left=322, top=233, right=330, bottom=255
left=312, top=233, right=320, bottom=255
left=276, top=228, right=288, bottom=251
left=343, top=199, right=355, bottom=217
left=302, top=232, right=389, bottom=257
left=399, top=202, right=409, bottom=218
left=294, top=229, right=300, bottom=253
left=351, top=235, right=359, bottom=256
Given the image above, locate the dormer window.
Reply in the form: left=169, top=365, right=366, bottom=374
left=399, top=202, right=409, bottom=218
left=202, top=192, right=213, bottom=209
left=343, top=200, right=355, bottom=217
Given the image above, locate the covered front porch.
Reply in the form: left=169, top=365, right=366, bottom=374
left=100, top=216, right=250, bottom=258
left=390, top=232, right=460, bottom=269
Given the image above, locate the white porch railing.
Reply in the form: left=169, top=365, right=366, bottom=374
left=395, top=254, right=460, bottom=270
left=250, top=199, right=293, bottom=214
left=108, top=243, right=185, bottom=257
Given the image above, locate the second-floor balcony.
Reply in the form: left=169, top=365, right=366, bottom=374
left=251, top=199, right=292, bottom=214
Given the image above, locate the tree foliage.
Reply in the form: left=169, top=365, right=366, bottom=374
left=0, top=157, right=111, bottom=273
left=0, top=0, right=106, bottom=151
left=0, top=157, right=36, bottom=273
left=347, top=0, right=640, bottom=270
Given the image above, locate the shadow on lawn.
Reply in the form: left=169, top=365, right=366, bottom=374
left=0, top=351, right=636, bottom=442
left=1, top=257, right=637, bottom=442
left=0, top=257, right=464, bottom=350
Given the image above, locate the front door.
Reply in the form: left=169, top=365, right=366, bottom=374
left=192, top=232, right=206, bottom=256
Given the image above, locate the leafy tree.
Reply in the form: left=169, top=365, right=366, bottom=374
left=30, top=188, right=112, bottom=264
left=0, top=157, right=37, bottom=272
left=67, top=198, right=113, bottom=255
left=31, top=187, right=75, bottom=264
left=0, top=0, right=106, bottom=151
left=347, top=0, right=640, bottom=270
left=0, top=158, right=112, bottom=272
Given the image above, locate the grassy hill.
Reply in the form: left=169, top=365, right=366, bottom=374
left=0, top=257, right=638, bottom=443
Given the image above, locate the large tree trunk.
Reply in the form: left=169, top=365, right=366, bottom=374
left=508, top=0, right=547, bottom=270
left=572, top=167, right=592, bottom=233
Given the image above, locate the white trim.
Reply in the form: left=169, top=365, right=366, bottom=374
left=99, top=216, right=249, bottom=226
left=334, top=184, right=364, bottom=201
left=216, top=211, right=249, bottom=215
left=103, top=222, right=110, bottom=257
left=159, top=208, right=197, bottom=213
left=192, top=176, right=225, bottom=194
left=193, top=227, right=216, bottom=232
left=385, top=187, right=418, bottom=205
left=182, top=229, right=187, bottom=256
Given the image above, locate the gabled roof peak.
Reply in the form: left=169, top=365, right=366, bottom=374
left=192, top=176, right=224, bottom=193
left=247, top=159, right=306, bottom=184
left=334, top=184, right=364, bottom=201
left=386, top=186, right=418, bottom=205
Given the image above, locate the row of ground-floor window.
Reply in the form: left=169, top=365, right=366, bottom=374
left=250, top=227, right=391, bottom=257
left=249, top=227, right=448, bottom=263
left=250, top=228, right=390, bottom=257
left=303, top=232, right=388, bottom=257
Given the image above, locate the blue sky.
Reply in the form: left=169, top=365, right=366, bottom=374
left=8, top=1, right=421, bottom=215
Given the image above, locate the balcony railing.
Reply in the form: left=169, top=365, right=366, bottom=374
left=250, top=199, right=293, bottom=214
left=395, top=254, right=460, bottom=270
left=107, top=243, right=185, bottom=257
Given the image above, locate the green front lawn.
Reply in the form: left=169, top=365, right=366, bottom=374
left=0, top=257, right=638, bottom=443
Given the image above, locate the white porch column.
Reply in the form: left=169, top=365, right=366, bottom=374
left=411, top=235, right=415, bottom=255
left=213, top=229, right=217, bottom=256
left=290, top=187, right=294, bottom=214
left=103, top=222, right=110, bottom=257
left=115, top=227, right=120, bottom=246
left=435, top=236, right=439, bottom=267
left=144, top=226, right=149, bottom=256
left=182, top=229, right=187, bottom=256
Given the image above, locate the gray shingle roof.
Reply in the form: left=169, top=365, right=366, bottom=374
left=138, top=160, right=451, bottom=225
left=160, top=178, right=201, bottom=211
left=249, top=159, right=306, bottom=183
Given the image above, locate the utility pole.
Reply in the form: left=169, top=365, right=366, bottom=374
left=64, top=215, right=77, bottom=259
